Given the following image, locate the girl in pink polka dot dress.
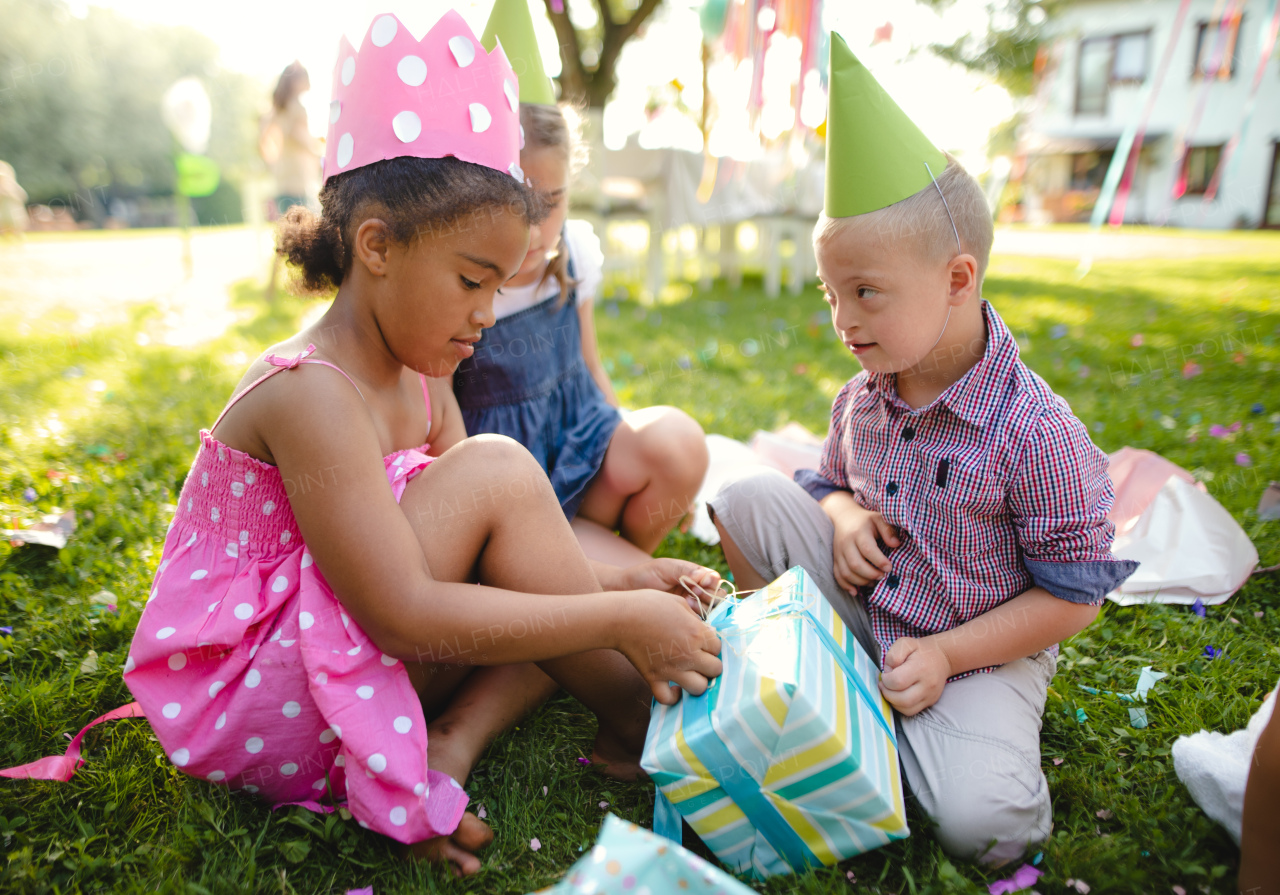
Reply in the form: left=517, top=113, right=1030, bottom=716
left=123, top=11, right=724, bottom=877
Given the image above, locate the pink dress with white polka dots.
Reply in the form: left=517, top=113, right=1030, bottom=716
left=123, top=346, right=468, bottom=843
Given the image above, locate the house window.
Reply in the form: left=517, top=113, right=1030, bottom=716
left=1182, top=145, right=1224, bottom=196
left=1193, top=16, right=1244, bottom=79
left=1075, top=32, right=1150, bottom=114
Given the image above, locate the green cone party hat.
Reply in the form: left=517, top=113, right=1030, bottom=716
left=482, top=0, right=557, bottom=106
left=824, top=32, right=947, bottom=217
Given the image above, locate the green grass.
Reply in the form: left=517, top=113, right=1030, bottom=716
left=2, top=248, right=1279, bottom=893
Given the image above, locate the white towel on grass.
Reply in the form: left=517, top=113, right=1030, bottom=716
left=1172, top=686, right=1277, bottom=844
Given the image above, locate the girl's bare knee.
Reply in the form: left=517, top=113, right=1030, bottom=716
left=639, top=408, right=707, bottom=485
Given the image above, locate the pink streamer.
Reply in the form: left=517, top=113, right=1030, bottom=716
left=0, top=702, right=145, bottom=781
left=988, top=864, right=1043, bottom=895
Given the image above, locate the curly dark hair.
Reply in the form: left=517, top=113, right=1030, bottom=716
left=277, top=156, right=547, bottom=294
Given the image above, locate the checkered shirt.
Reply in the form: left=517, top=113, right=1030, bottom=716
left=795, top=302, right=1137, bottom=674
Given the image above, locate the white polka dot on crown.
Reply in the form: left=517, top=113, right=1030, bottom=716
left=245, top=736, right=264, bottom=754
left=271, top=575, right=289, bottom=593
left=503, top=78, right=518, bottom=113
left=245, top=669, right=262, bottom=688
left=171, top=748, right=190, bottom=766
left=448, top=34, right=475, bottom=67
left=329, top=101, right=341, bottom=124
left=469, top=103, right=491, bottom=133
left=168, top=653, right=187, bottom=671
left=337, top=133, right=354, bottom=168
left=123, top=656, right=136, bottom=674
left=397, top=55, right=427, bottom=87
left=209, top=680, right=225, bottom=698
left=368, top=753, right=387, bottom=773
left=341, top=57, right=355, bottom=86
left=282, top=701, right=301, bottom=718
left=393, top=716, right=412, bottom=734
left=162, top=702, right=181, bottom=719
left=392, top=111, right=421, bottom=144
left=509, top=163, right=524, bottom=182
left=216, top=712, right=227, bottom=729
left=371, top=14, right=397, bottom=46
left=389, top=806, right=407, bottom=826
left=356, top=685, right=374, bottom=700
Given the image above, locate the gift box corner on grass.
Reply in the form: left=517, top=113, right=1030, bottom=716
left=641, top=566, right=909, bottom=880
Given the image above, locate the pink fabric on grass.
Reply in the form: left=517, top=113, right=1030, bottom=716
left=1107, top=446, right=1200, bottom=533
left=0, top=702, right=145, bottom=780
left=122, top=429, right=467, bottom=844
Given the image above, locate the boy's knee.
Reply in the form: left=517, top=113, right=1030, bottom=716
left=712, top=467, right=792, bottom=512
left=928, top=779, right=1051, bottom=865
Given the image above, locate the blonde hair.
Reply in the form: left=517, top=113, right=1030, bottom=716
left=520, top=103, right=587, bottom=301
left=814, top=154, right=994, bottom=289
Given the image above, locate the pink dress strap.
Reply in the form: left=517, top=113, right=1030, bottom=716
left=211, top=344, right=365, bottom=432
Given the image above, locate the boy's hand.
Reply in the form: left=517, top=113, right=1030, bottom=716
left=616, top=559, right=723, bottom=612
left=878, top=636, right=952, bottom=716
left=823, top=492, right=900, bottom=595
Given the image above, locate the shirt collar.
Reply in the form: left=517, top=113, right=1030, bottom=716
left=863, top=302, right=1019, bottom=428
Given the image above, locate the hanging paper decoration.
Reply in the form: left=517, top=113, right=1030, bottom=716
left=1200, top=0, right=1280, bottom=203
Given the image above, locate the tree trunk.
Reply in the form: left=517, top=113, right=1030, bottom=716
left=541, top=0, right=664, bottom=109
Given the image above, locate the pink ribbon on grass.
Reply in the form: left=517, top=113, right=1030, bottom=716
left=0, top=702, right=145, bottom=781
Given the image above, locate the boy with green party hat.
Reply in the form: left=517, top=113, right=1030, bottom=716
left=709, top=33, right=1137, bottom=864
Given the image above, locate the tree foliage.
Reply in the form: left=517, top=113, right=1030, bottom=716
left=0, top=0, right=260, bottom=217
left=541, top=0, right=665, bottom=108
left=927, top=0, right=1058, bottom=98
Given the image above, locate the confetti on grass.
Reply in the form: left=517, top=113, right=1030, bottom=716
left=987, top=863, right=1042, bottom=894
left=576, top=757, right=591, bottom=766
left=1192, top=599, right=1206, bottom=618
left=530, top=838, right=541, bottom=851
left=1065, top=879, right=1091, bottom=893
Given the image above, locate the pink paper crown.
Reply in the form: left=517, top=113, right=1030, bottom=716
left=323, top=10, right=523, bottom=184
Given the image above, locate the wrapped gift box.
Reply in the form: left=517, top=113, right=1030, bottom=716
left=530, top=814, right=755, bottom=895
left=641, top=566, right=908, bottom=879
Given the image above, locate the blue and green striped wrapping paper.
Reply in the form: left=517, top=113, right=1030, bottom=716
left=641, top=566, right=909, bottom=879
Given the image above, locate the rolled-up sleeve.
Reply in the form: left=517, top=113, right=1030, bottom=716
left=1009, top=407, right=1138, bottom=604
left=794, top=379, right=857, bottom=502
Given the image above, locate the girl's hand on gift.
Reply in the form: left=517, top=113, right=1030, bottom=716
left=616, top=559, right=723, bottom=611
left=616, top=590, right=723, bottom=705
left=878, top=636, right=952, bottom=716
left=822, top=492, right=900, bottom=594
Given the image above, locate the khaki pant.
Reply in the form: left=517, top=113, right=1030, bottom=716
left=708, top=467, right=1054, bottom=864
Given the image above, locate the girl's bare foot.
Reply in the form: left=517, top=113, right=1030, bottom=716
left=406, top=812, right=494, bottom=876
left=591, top=728, right=648, bottom=782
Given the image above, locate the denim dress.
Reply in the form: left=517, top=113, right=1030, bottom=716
left=453, top=250, right=622, bottom=518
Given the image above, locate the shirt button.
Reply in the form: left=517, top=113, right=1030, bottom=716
left=886, top=481, right=898, bottom=496
left=886, top=574, right=900, bottom=589
left=901, top=426, right=915, bottom=442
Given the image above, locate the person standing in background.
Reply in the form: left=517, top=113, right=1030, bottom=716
left=0, top=161, right=30, bottom=241
left=260, top=61, right=321, bottom=300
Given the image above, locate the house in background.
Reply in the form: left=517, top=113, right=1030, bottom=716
left=1018, top=0, right=1279, bottom=228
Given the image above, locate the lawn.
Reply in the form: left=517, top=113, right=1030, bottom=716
left=1, top=245, right=1278, bottom=894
